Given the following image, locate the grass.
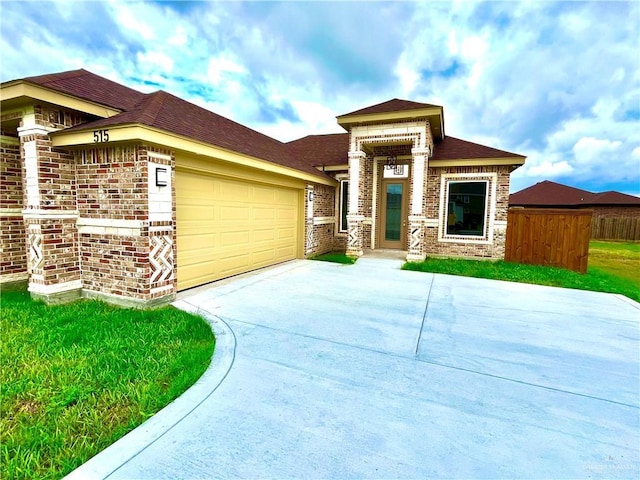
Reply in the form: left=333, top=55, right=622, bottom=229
left=403, top=241, right=639, bottom=302
left=588, top=241, right=640, bottom=291
left=309, top=251, right=357, bottom=264
left=0, top=291, right=215, bottom=480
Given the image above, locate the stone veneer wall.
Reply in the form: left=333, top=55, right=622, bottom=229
left=0, top=137, right=26, bottom=281
left=424, top=165, right=511, bottom=259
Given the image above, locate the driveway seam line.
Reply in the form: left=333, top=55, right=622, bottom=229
left=414, top=274, right=435, bottom=357
left=228, top=318, right=637, bottom=410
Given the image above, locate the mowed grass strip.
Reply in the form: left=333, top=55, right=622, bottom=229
left=0, top=291, right=215, bottom=480
left=310, top=252, right=358, bottom=264
left=403, top=241, right=639, bottom=303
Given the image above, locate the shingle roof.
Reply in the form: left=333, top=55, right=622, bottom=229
left=591, top=191, right=640, bottom=205
left=509, top=180, right=640, bottom=206
left=59, top=90, right=326, bottom=178
left=431, top=136, right=524, bottom=160
left=21, top=69, right=144, bottom=111
left=284, top=133, right=524, bottom=168
left=286, top=133, right=349, bottom=168
left=338, top=98, right=441, bottom=117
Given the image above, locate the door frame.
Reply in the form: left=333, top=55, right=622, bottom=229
left=378, top=178, right=409, bottom=249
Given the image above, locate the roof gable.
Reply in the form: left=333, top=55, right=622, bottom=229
left=338, top=99, right=441, bottom=117
left=21, top=69, right=145, bottom=111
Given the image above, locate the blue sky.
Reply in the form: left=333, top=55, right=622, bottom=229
left=1, top=0, right=639, bottom=195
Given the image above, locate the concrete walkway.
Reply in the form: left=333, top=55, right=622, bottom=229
left=67, top=258, right=640, bottom=479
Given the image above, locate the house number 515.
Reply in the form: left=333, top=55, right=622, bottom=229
left=93, top=129, right=109, bottom=142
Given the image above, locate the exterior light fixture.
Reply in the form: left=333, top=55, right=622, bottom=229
left=155, top=167, right=168, bottom=187
left=308, top=191, right=315, bottom=201
left=385, top=156, right=397, bottom=170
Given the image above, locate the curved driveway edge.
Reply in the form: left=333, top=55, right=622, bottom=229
left=64, top=303, right=236, bottom=480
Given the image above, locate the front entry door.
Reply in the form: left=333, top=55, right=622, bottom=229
left=379, top=179, right=408, bottom=249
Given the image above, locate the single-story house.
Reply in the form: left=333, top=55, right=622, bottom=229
left=510, top=180, right=640, bottom=240
left=0, top=69, right=526, bottom=306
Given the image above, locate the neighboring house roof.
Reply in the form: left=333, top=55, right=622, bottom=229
left=431, top=136, right=525, bottom=160
left=510, top=180, right=640, bottom=206
left=21, top=69, right=144, bottom=111
left=591, top=191, right=640, bottom=205
left=286, top=133, right=349, bottom=168
left=338, top=98, right=441, bottom=117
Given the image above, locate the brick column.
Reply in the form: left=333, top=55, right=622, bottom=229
left=407, top=147, right=430, bottom=261
left=0, top=136, right=27, bottom=285
left=346, top=150, right=366, bottom=257
left=18, top=108, right=81, bottom=303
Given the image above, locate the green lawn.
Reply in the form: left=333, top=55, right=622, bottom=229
left=0, top=291, right=215, bottom=480
left=588, top=240, right=640, bottom=291
left=309, top=252, right=357, bottom=264
left=403, top=241, right=639, bottom=303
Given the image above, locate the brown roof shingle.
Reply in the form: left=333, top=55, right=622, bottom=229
left=432, top=136, right=524, bottom=160
left=58, top=90, right=328, bottom=178
left=286, top=133, right=349, bottom=168
left=509, top=180, right=640, bottom=206
left=338, top=98, right=441, bottom=117
left=21, top=69, right=145, bottom=111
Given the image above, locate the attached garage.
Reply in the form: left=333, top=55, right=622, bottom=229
left=176, top=168, right=302, bottom=291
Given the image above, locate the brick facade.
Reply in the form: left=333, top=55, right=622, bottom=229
left=304, top=183, right=336, bottom=257
left=1, top=100, right=178, bottom=306
left=0, top=137, right=26, bottom=281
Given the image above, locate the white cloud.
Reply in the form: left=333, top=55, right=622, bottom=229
left=137, top=51, right=174, bottom=74
left=572, top=137, right=622, bottom=166
left=206, top=56, right=247, bottom=87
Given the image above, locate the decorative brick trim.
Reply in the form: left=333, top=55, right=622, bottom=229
left=28, top=279, right=82, bottom=294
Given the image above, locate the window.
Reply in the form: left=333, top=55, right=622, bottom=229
left=445, top=181, right=487, bottom=236
left=339, top=180, right=348, bottom=232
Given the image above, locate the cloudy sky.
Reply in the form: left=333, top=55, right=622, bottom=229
left=1, top=0, right=639, bottom=194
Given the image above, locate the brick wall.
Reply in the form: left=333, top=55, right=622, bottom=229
left=305, top=183, right=337, bottom=256
left=75, top=145, right=176, bottom=303
left=424, top=165, right=512, bottom=259
left=0, top=138, right=26, bottom=279
left=76, top=146, right=146, bottom=219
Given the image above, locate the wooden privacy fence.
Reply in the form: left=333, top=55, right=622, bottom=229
left=505, top=208, right=592, bottom=273
left=591, top=216, right=640, bottom=241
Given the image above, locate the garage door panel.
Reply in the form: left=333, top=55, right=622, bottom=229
left=253, top=207, right=276, bottom=221
left=177, top=170, right=300, bottom=290
left=219, top=180, right=251, bottom=200
left=221, top=231, right=250, bottom=247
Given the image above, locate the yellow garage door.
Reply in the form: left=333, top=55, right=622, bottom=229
left=176, top=169, right=300, bottom=290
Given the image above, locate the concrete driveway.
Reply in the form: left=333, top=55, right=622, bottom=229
left=68, top=257, right=639, bottom=479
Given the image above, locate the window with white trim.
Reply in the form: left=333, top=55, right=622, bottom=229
left=445, top=181, right=488, bottom=237
left=339, top=179, right=349, bottom=232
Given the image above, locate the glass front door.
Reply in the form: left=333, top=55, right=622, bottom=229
left=379, top=180, right=407, bottom=249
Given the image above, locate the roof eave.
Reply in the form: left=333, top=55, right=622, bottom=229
left=51, top=123, right=337, bottom=186
left=0, top=81, right=122, bottom=118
